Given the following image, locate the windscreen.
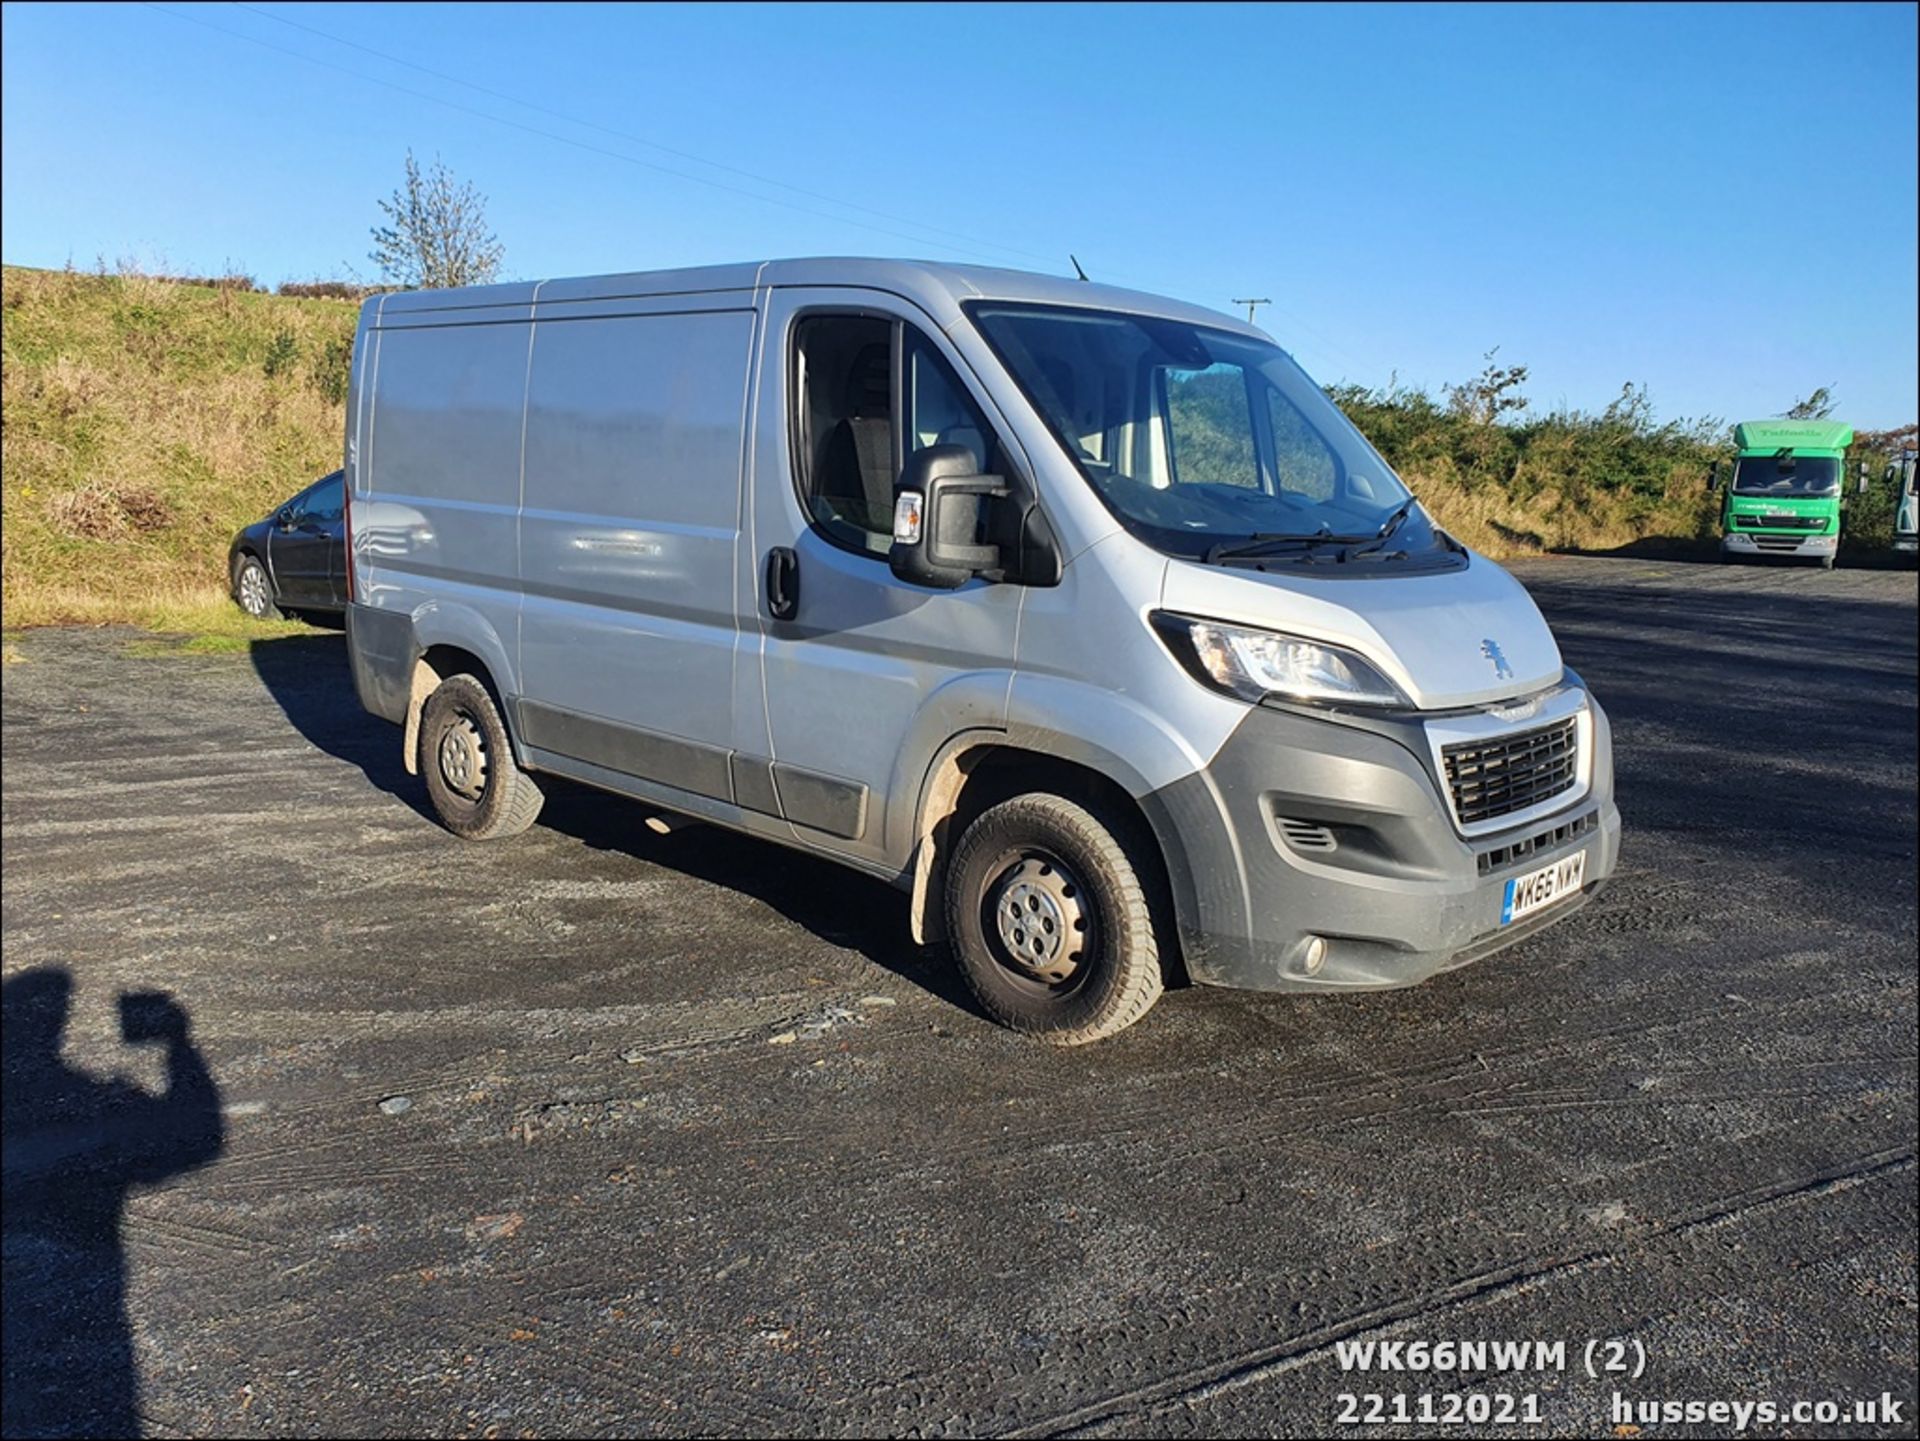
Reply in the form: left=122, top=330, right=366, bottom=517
left=970, top=304, right=1452, bottom=569
left=1733, top=454, right=1840, bottom=497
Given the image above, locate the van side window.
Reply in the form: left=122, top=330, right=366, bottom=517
left=794, top=316, right=897, bottom=554
left=793, top=317, right=1004, bottom=558
left=905, top=332, right=998, bottom=478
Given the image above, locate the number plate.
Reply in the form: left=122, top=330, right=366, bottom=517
left=1500, top=850, right=1586, bottom=926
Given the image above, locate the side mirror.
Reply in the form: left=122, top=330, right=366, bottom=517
left=1856, top=460, right=1870, bottom=495
left=1705, top=461, right=1720, bottom=493
left=276, top=507, right=296, bottom=528
left=890, top=444, right=1008, bottom=589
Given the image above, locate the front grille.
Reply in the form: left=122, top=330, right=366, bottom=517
left=1753, top=535, right=1811, bottom=550
left=1737, top=513, right=1826, bottom=531
left=1476, top=810, right=1598, bottom=876
left=1442, top=717, right=1579, bottom=826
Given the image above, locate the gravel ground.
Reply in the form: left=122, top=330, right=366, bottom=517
left=3, top=555, right=1915, bottom=1438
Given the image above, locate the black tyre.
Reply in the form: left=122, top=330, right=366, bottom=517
left=233, top=555, right=280, bottom=620
left=418, top=674, right=545, bottom=840
left=944, top=793, right=1165, bottom=1044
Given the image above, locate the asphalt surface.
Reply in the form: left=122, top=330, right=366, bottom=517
left=3, top=555, right=1915, bottom=1439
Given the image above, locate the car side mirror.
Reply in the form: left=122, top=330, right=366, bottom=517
left=1856, top=461, right=1870, bottom=495
left=890, top=444, right=1007, bottom=589
left=1706, top=461, right=1719, bottom=493
left=276, top=508, right=296, bottom=528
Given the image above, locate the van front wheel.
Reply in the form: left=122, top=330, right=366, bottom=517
left=944, top=793, right=1164, bottom=1044
left=419, top=674, right=545, bottom=840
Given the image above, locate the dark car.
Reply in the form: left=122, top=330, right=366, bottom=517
left=228, top=470, right=347, bottom=621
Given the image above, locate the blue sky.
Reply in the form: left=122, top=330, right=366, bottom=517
left=3, top=2, right=1915, bottom=426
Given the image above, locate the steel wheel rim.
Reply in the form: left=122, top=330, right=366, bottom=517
left=985, top=850, right=1093, bottom=990
left=437, top=711, right=489, bottom=801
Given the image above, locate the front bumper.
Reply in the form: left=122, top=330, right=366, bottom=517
left=1144, top=692, right=1621, bottom=992
left=1721, top=531, right=1836, bottom=558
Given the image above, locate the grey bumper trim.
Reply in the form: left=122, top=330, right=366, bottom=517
left=1147, top=695, right=1621, bottom=992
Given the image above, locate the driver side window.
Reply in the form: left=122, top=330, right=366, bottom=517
left=794, top=315, right=896, bottom=554
left=906, top=332, right=995, bottom=474
left=793, top=316, right=1003, bottom=557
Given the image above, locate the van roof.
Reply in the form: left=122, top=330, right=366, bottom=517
left=1732, top=419, right=1854, bottom=454
left=368, top=257, right=1269, bottom=342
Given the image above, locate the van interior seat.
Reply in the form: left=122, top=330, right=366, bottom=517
left=819, top=343, right=895, bottom=532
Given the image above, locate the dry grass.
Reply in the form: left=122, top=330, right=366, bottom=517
left=2, top=264, right=356, bottom=627
left=0, top=580, right=312, bottom=639
left=1407, top=467, right=1715, bottom=558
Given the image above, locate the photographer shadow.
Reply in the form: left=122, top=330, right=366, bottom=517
left=1, top=970, right=224, bottom=1439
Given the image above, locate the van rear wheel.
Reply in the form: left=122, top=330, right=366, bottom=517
left=944, top=793, right=1164, bottom=1045
left=419, top=674, right=545, bottom=840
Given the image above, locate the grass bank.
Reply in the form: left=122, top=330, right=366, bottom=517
left=2, top=264, right=1908, bottom=634
left=2, top=264, right=354, bottom=630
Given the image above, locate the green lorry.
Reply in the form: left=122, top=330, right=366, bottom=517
left=1892, top=448, right=1917, bottom=555
left=1712, top=419, right=1852, bottom=568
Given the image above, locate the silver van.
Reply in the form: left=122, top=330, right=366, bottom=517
left=344, top=259, right=1620, bottom=1043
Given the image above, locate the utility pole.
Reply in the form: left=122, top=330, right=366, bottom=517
left=1233, top=297, right=1271, bottom=325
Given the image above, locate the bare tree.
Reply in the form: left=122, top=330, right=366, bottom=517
left=1445, top=348, right=1530, bottom=425
left=1783, top=387, right=1837, bottom=421
left=369, top=152, right=504, bottom=290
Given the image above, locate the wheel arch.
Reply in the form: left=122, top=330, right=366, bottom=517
left=389, top=601, right=521, bottom=775
left=231, top=543, right=271, bottom=588
left=403, top=641, right=518, bottom=777
left=906, top=735, right=1192, bottom=985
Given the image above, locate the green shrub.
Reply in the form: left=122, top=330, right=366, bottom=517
left=310, top=333, right=353, bottom=406
left=262, top=329, right=298, bottom=379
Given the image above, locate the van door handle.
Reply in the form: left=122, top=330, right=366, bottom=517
left=764, top=546, right=799, bottom=621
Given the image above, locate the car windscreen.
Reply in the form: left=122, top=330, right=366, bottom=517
left=969, top=304, right=1454, bottom=569
left=1733, top=455, right=1839, bottom=497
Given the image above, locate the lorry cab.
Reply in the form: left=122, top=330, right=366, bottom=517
left=342, top=259, right=1620, bottom=1043
left=1715, top=420, right=1853, bottom=568
left=1891, top=449, right=1918, bottom=554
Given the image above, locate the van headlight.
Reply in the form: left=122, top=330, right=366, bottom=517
left=1150, top=611, right=1409, bottom=708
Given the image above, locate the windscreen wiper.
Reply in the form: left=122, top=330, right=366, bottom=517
left=1343, top=498, right=1420, bottom=559
left=1204, top=528, right=1373, bottom=565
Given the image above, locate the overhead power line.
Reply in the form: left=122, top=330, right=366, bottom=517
left=140, top=2, right=1385, bottom=380
left=139, top=2, right=1044, bottom=267
left=227, top=1, right=1062, bottom=271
